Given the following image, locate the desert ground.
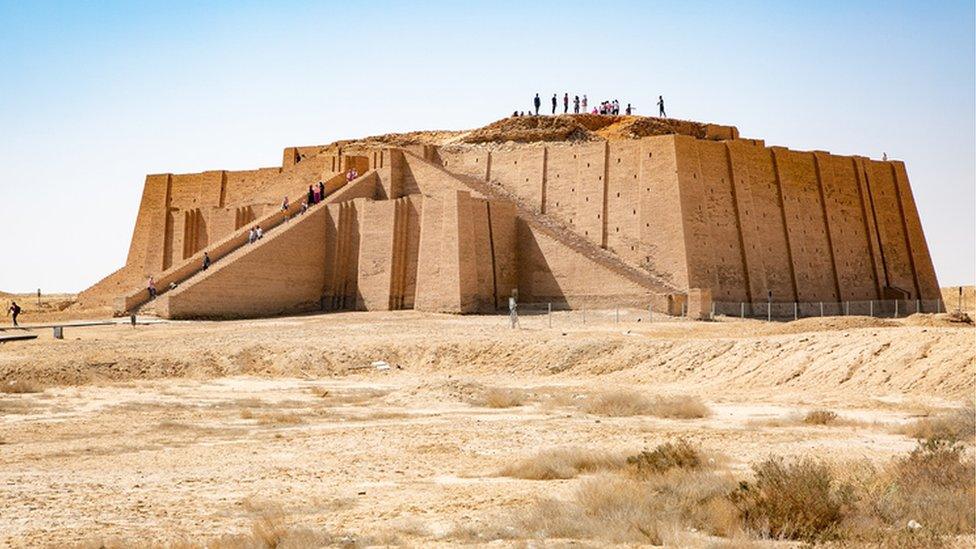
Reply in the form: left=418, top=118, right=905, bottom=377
left=0, top=300, right=973, bottom=547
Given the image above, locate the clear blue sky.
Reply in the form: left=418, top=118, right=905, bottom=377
left=1, top=1, right=973, bottom=292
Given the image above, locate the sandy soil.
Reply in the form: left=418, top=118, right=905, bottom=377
left=0, top=308, right=973, bottom=546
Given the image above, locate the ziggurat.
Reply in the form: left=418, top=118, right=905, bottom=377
left=77, top=115, right=941, bottom=319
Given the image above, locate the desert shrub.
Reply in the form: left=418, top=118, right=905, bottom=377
left=474, top=387, right=527, bottom=408
left=803, top=409, right=838, bottom=425
left=731, top=457, right=844, bottom=541
left=626, top=439, right=702, bottom=476
left=582, top=390, right=653, bottom=416
left=651, top=395, right=711, bottom=419
left=257, top=412, right=304, bottom=426
left=583, top=391, right=710, bottom=419
left=851, top=437, right=976, bottom=538
left=519, top=469, right=738, bottom=543
left=497, top=447, right=625, bottom=480
left=899, top=407, right=975, bottom=441
left=1, top=379, right=43, bottom=394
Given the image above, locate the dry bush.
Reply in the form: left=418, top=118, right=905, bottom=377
left=239, top=408, right=255, bottom=420
left=583, top=390, right=654, bottom=416
left=497, top=447, right=626, bottom=480
left=472, top=387, right=527, bottom=408
left=582, top=390, right=710, bottom=419
left=518, top=469, right=739, bottom=543
left=898, top=407, right=975, bottom=441
left=651, top=395, right=712, bottom=419
left=626, top=439, right=702, bottom=476
left=843, top=437, right=976, bottom=541
left=731, top=457, right=844, bottom=541
left=803, top=409, right=839, bottom=425
left=1, top=379, right=43, bottom=394
left=256, top=412, right=304, bottom=426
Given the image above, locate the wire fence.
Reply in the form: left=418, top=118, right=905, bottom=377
left=713, top=299, right=947, bottom=321
left=505, top=297, right=962, bottom=329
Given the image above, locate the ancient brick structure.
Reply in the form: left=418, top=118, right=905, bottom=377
left=79, top=117, right=941, bottom=319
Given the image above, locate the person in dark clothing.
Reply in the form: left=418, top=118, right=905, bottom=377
left=7, top=301, right=20, bottom=327
left=551, top=94, right=557, bottom=115
left=307, top=185, right=315, bottom=206
left=625, top=103, right=632, bottom=115
left=658, top=95, right=666, bottom=117
left=533, top=93, right=541, bottom=115
left=563, top=93, right=569, bottom=113
left=318, top=181, right=325, bottom=202
left=573, top=95, right=580, bottom=114
left=202, top=252, right=211, bottom=271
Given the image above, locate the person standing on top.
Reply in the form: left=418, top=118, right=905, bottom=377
left=533, top=93, right=541, bottom=115
left=248, top=227, right=256, bottom=244
left=255, top=225, right=263, bottom=240
left=307, top=185, right=315, bottom=206
left=202, top=252, right=211, bottom=271
left=657, top=95, right=666, bottom=117
left=563, top=93, right=569, bottom=114
left=573, top=95, right=580, bottom=114
left=318, top=180, right=325, bottom=202
left=625, top=103, right=633, bottom=115
left=551, top=94, right=557, bottom=115
left=281, top=196, right=289, bottom=212
left=147, top=276, right=157, bottom=299
left=582, top=95, right=588, bottom=113
left=7, top=301, right=21, bottom=327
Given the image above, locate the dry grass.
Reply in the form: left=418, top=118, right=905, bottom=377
left=897, top=407, right=975, bottom=441
left=518, top=469, right=739, bottom=543
left=842, top=437, right=976, bottom=542
left=803, top=409, right=839, bottom=425
left=731, top=457, right=844, bottom=541
left=497, top=447, right=626, bottom=480
left=256, top=412, right=304, bottom=426
left=0, top=379, right=43, bottom=394
left=626, top=439, right=703, bottom=476
left=582, top=390, right=710, bottom=419
left=472, top=386, right=527, bottom=408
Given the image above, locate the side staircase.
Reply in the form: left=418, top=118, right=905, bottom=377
left=122, top=168, right=374, bottom=316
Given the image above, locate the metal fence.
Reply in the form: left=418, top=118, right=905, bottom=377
left=506, top=297, right=957, bottom=329
left=713, top=299, right=947, bottom=321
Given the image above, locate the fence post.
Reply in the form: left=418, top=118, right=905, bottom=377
left=915, top=299, right=919, bottom=314
left=869, top=300, right=873, bottom=317
left=845, top=301, right=849, bottom=316
left=794, top=302, right=798, bottom=321
left=548, top=302, right=552, bottom=328
left=937, top=300, right=941, bottom=313
left=894, top=299, right=899, bottom=318
left=819, top=302, right=824, bottom=317
left=767, top=302, right=771, bottom=322
left=740, top=302, right=745, bottom=319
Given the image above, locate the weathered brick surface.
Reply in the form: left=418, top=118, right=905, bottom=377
left=90, top=121, right=942, bottom=317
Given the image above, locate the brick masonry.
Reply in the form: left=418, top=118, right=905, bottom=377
left=85, top=121, right=942, bottom=319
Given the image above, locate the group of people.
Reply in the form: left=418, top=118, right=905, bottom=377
left=141, top=167, right=368, bottom=303
left=516, top=93, right=667, bottom=118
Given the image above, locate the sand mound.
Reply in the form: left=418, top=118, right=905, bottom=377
left=902, top=312, right=974, bottom=327
left=766, top=316, right=898, bottom=335
left=462, top=115, right=596, bottom=143
left=459, top=114, right=713, bottom=144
